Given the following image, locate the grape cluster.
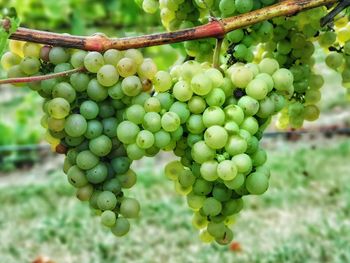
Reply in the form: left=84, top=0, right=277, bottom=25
left=157, top=58, right=291, bottom=244
left=138, top=0, right=277, bottom=61
left=322, top=17, right=350, bottom=90
left=1, top=40, right=162, bottom=237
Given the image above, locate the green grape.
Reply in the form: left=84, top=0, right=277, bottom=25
left=84, top=51, right=105, bottom=73
left=224, top=105, right=244, bottom=125
left=191, top=141, right=215, bottom=164
left=200, top=160, right=219, bottom=181
left=231, top=66, right=253, bottom=88
left=144, top=97, right=161, bottom=112
left=7, top=65, right=26, bottom=78
left=120, top=198, right=140, bottom=218
left=257, top=97, right=275, bottom=118
left=154, top=71, right=173, bottom=92
left=237, top=96, right=259, bottom=116
left=161, top=112, right=181, bottom=132
left=154, top=130, right=171, bottom=148
left=70, top=73, right=90, bottom=92
left=191, top=73, right=213, bottom=96
left=87, top=79, right=109, bottom=102
left=65, top=114, right=87, bottom=137
left=303, top=105, right=320, bottom=121
left=246, top=78, right=268, bottom=100
left=305, top=89, right=321, bottom=104
left=325, top=52, right=343, bottom=70
left=111, top=157, right=131, bottom=175
left=70, top=50, right=87, bottom=68
left=217, top=160, right=237, bottom=181
left=156, top=92, right=174, bottom=111
left=258, top=58, right=279, bottom=75
left=102, top=117, right=118, bottom=137
left=224, top=173, right=245, bottom=190
left=97, top=65, right=119, bottom=87
left=233, top=44, right=248, bottom=60
left=126, top=143, right=146, bottom=160
left=188, top=96, right=207, bottom=114
left=178, top=170, right=196, bottom=188
left=186, top=114, right=205, bottom=134
left=126, top=104, right=145, bottom=124
left=169, top=102, right=190, bottom=124
left=118, top=169, right=137, bottom=188
left=85, top=120, right=103, bottom=139
left=187, top=193, right=206, bottom=210
left=142, top=112, right=162, bottom=132
left=207, top=221, right=226, bottom=239
left=49, top=47, right=70, bottom=65
left=225, top=135, right=247, bottom=156
left=117, top=57, right=138, bottom=77
left=246, top=172, right=269, bottom=195
left=205, top=88, right=226, bottom=107
left=252, top=148, right=267, bottom=166
left=193, top=178, right=213, bottom=195
left=67, top=165, right=88, bottom=188
left=76, top=184, right=94, bottom=201
left=192, top=212, right=208, bottom=229
left=202, top=197, right=222, bottom=216
left=164, top=161, right=184, bottom=181
left=76, top=150, right=99, bottom=170
left=98, top=102, right=115, bottom=118
left=240, top=117, right=259, bottom=135
left=103, top=49, right=123, bottom=66
left=101, top=210, right=116, bottom=227
left=173, top=80, right=193, bottom=102
left=272, top=68, right=294, bottom=91
left=202, top=106, right=225, bottom=127
left=224, top=121, right=240, bottom=135
left=97, top=191, right=117, bottom=210
left=204, top=125, right=228, bottom=149
left=89, top=135, right=112, bottom=157
left=220, top=0, right=236, bottom=16
left=80, top=100, right=99, bottom=120
left=47, top=117, right=65, bottom=132
left=103, top=178, right=122, bottom=194
left=235, top=0, right=253, bottom=13
left=52, top=82, right=76, bottom=103
left=111, top=217, right=130, bottom=237
left=121, top=76, right=142, bottom=97
left=1, top=51, right=21, bottom=70
left=19, top=57, right=40, bottom=75
left=138, top=58, right=158, bottom=79
left=212, top=184, right=232, bottom=202
left=136, top=130, right=155, bottom=149
left=86, top=162, right=108, bottom=184
left=231, top=153, right=252, bottom=174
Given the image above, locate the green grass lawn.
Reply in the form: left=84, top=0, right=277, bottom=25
left=0, top=138, right=350, bottom=263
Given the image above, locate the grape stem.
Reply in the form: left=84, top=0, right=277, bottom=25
left=2, top=0, right=337, bottom=51
left=320, top=0, right=350, bottom=26
left=0, top=67, right=85, bottom=84
left=213, top=38, right=223, bottom=70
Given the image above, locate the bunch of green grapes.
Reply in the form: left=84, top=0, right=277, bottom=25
left=138, top=0, right=277, bottom=61
left=1, top=40, right=161, bottom=237
left=158, top=58, right=292, bottom=244
left=320, top=16, right=350, bottom=91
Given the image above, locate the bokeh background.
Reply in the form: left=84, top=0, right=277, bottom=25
left=0, top=1, right=350, bottom=262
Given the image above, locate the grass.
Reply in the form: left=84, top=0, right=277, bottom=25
left=0, top=139, right=350, bottom=263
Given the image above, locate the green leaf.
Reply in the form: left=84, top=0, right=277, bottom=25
left=0, top=16, right=20, bottom=55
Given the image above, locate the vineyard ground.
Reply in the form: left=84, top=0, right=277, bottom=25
left=0, top=137, right=349, bottom=263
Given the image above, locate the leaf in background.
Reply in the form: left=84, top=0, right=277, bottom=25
left=0, top=13, right=20, bottom=55
left=71, top=11, right=86, bottom=35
